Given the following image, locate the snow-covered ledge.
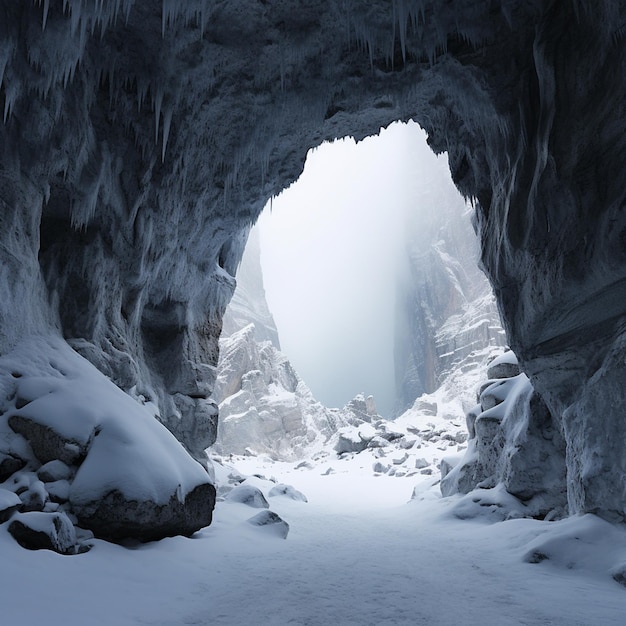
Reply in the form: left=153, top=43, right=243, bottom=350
left=0, top=1, right=625, bottom=542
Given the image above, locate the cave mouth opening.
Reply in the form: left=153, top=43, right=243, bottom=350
left=227, top=120, right=503, bottom=422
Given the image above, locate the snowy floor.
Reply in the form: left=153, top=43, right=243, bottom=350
left=3, top=456, right=626, bottom=625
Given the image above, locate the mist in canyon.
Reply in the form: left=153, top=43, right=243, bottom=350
left=258, top=121, right=474, bottom=417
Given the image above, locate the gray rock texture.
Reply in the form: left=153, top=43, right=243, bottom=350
left=0, top=2, right=623, bottom=524
left=441, top=351, right=567, bottom=519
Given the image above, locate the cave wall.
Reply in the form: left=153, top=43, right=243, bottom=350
left=0, top=1, right=625, bottom=519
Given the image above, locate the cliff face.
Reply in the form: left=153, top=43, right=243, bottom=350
left=0, top=1, right=625, bottom=529
left=394, top=175, right=506, bottom=413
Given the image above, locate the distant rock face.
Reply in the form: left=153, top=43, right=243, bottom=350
left=395, top=192, right=506, bottom=413
left=0, top=3, right=624, bottom=525
left=212, top=323, right=353, bottom=460
left=221, top=228, right=281, bottom=349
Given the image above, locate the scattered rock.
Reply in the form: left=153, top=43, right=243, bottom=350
left=295, top=461, right=314, bottom=470
left=322, top=467, right=335, bottom=476
left=8, top=512, right=78, bottom=554
left=37, top=460, right=73, bottom=483
left=414, top=458, right=429, bottom=469
left=268, top=484, right=307, bottom=502
left=412, top=399, right=438, bottom=416
left=0, top=488, right=21, bottom=523
left=392, top=453, right=409, bottom=465
left=0, top=451, right=26, bottom=482
left=225, top=484, right=269, bottom=508
left=19, top=480, right=48, bottom=512
left=373, top=461, right=389, bottom=474
left=247, top=510, right=289, bottom=539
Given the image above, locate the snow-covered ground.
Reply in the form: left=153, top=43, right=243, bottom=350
left=3, top=449, right=626, bottom=625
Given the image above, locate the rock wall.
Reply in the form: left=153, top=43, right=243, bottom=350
left=0, top=1, right=624, bottom=525
left=394, top=187, right=506, bottom=413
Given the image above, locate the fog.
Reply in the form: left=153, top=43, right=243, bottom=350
left=258, top=122, right=463, bottom=417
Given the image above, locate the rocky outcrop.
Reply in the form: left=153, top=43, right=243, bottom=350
left=212, top=323, right=352, bottom=460
left=441, top=351, right=568, bottom=520
left=0, top=2, right=624, bottom=525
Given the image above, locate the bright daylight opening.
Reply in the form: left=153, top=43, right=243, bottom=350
left=212, top=121, right=505, bottom=462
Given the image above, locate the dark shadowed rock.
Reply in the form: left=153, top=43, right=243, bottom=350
left=72, top=481, right=216, bottom=542
left=0, top=451, right=26, bottom=482
left=8, top=414, right=90, bottom=465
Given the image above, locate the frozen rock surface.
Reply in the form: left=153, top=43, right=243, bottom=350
left=0, top=2, right=624, bottom=525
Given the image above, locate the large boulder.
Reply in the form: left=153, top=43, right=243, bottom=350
left=1, top=338, right=216, bottom=544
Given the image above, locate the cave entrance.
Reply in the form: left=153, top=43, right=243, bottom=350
left=211, top=121, right=505, bottom=465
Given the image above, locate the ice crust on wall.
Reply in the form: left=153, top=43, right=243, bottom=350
left=0, top=0, right=625, bottom=529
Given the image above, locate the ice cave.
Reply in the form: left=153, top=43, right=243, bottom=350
left=1, top=1, right=626, bottom=624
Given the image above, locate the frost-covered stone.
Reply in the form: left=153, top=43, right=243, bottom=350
left=8, top=512, right=77, bottom=554
left=226, top=484, right=269, bottom=509
left=247, top=510, right=289, bottom=539
left=268, top=484, right=307, bottom=503
left=19, top=480, right=48, bottom=512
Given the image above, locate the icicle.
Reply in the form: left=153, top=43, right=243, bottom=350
left=42, top=0, right=50, bottom=30
left=154, top=87, right=163, bottom=145
left=161, top=106, right=172, bottom=162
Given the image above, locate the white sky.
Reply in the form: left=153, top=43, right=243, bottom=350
left=258, top=121, right=458, bottom=416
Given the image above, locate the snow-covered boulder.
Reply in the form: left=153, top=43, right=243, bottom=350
left=226, top=484, right=269, bottom=509
left=0, top=337, right=216, bottom=543
left=8, top=511, right=78, bottom=554
left=268, top=484, right=307, bottom=502
left=487, top=351, right=520, bottom=380
left=247, top=510, right=289, bottom=539
left=0, top=489, right=21, bottom=523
